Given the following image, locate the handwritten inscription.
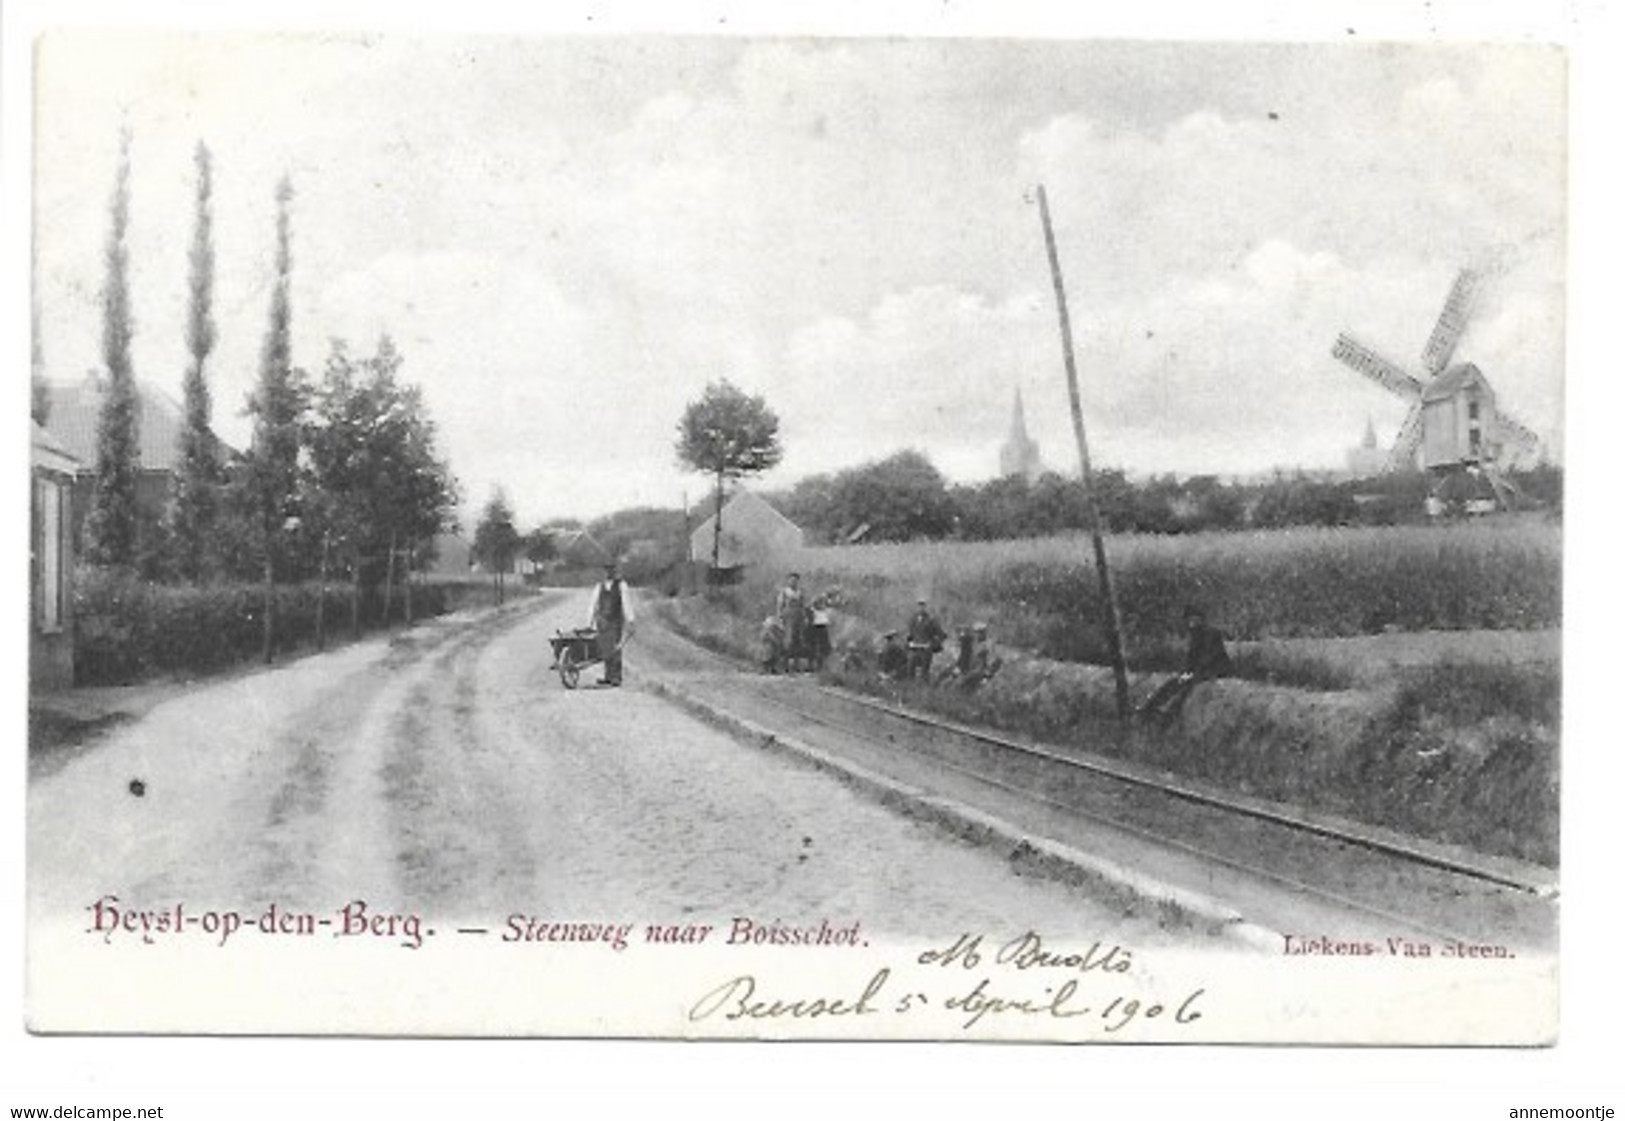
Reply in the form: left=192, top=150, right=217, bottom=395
left=689, top=969, right=891, bottom=1022
left=688, top=931, right=1207, bottom=1036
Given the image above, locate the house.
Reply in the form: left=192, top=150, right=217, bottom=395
left=551, top=528, right=613, bottom=569
left=42, top=371, right=211, bottom=541
left=689, top=489, right=804, bottom=569
left=31, top=422, right=79, bottom=690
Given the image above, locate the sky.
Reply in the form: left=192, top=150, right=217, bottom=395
left=30, top=29, right=1567, bottom=526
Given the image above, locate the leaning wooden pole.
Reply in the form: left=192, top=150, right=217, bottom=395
left=1036, top=184, right=1132, bottom=719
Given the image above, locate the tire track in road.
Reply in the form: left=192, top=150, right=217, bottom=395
left=379, top=598, right=551, bottom=916
left=243, top=617, right=493, bottom=912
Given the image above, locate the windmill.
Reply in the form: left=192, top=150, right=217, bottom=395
left=1330, top=267, right=1542, bottom=512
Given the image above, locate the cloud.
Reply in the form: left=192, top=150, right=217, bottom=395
left=31, top=35, right=1566, bottom=519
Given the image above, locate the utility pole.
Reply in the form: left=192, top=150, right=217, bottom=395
left=1036, top=184, right=1132, bottom=719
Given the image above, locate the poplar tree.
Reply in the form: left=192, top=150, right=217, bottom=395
left=83, top=128, right=141, bottom=569
left=240, top=175, right=307, bottom=660
left=169, top=141, right=221, bottom=581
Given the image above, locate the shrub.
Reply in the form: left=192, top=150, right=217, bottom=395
left=73, top=568, right=457, bottom=685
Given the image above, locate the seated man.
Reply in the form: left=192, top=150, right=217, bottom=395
left=876, top=631, right=909, bottom=682
left=959, top=623, right=1004, bottom=691
left=1137, top=606, right=1231, bottom=719
left=935, top=626, right=976, bottom=686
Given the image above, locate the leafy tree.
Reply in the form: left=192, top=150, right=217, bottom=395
left=168, top=141, right=222, bottom=581
left=366, top=336, right=458, bottom=622
left=83, top=128, right=141, bottom=569
left=307, top=336, right=458, bottom=634
left=473, top=489, right=521, bottom=603
left=675, top=379, right=783, bottom=568
left=827, top=449, right=955, bottom=542
left=773, top=472, right=840, bottom=543
left=523, top=528, right=557, bottom=567
left=237, top=175, right=308, bottom=660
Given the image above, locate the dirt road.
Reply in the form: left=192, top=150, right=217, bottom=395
left=28, top=593, right=1185, bottom=944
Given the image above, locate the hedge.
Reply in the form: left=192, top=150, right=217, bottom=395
left=73, top=568, right=454, bottom=685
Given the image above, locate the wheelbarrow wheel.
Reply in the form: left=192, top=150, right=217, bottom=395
left=559, top=647, right=582, bottom=690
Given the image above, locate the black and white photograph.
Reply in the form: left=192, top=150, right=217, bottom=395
left=7, top=0, right=1614, bottom=1100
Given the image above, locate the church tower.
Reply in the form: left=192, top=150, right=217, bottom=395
left=1345, top=415, right=1387, bottom=478
left=999, top=387, right=1044, bottom=482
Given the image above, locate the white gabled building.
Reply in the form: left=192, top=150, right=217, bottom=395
left=689, top=489, right=803, bottom=569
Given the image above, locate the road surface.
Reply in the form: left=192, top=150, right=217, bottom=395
left=28, top=592, right=1189, bottom=946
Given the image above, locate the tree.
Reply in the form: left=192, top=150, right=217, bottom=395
left=675, top=380, right=783, bottom=569
left=472, top=489, right=521, bottom=604
left=774, top=472, right=840, bottom=543
left=827, top=450, right=955, bottom=542
left=365, top=336, right=458, bottom=623
left=522, top=528, right=557, bottom=568
left=168, top=141, right=222, bottom=581
left=237, top=175, right=308, bottom=660
left=307, top=336, right=458, bottom=635
left=83, top=128, right=141, bottom=568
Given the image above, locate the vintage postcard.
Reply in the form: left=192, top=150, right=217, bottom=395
left=22, top=18, right=1567, bottom=1044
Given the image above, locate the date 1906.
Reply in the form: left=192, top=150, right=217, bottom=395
left=687, top=931, right=1207, bottom=1035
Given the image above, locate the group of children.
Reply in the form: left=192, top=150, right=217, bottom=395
left=756, top=574, right=1231, bottom=716
left=759, top=572, right=837, bottom=674
left=757, top=578, right=1003, bottom=692
left=875, top=603, right=1003, bottom=691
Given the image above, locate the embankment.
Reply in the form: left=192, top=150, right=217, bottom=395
left=653, top=592, right=1558, bottom=868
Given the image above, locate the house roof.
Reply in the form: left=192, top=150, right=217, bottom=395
left=42, top=373, right=199, bottom=473
left=553, top=528, right=613, bottom=566
left=1422, top=363, right=1491, bottom=404
left=31, top=420, right=80, bottom=476
left=689, top=489, right=802, bottom=542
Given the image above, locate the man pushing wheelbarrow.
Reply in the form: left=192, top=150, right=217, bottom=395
left=548, top=562, right=635, bottom=689
left=584, top=560, right=635, bottom=687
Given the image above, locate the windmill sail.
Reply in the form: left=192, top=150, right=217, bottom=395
left=1420, top=268, right=1481, bottom=375
left=1387, top=404, right=1425, bottom=472
left=1490, top=413, right=1541, bottom=466
left=1332, top=334, right=1424, bottom=399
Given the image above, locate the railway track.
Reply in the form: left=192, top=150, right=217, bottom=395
left=634, top=618, right=1558, bottom=949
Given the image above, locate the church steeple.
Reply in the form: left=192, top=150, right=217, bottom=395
left=999, top=385, right=1043, bottom=481
left=1009, top=387, right=1031, bottom=443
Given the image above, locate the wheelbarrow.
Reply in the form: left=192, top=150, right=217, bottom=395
left=548, top=627, right=631, bottom=690
left=548, top=628, right=602, bottom=690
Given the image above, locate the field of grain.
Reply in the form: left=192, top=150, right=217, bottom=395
left=749, top=517, right=1561, bottom=679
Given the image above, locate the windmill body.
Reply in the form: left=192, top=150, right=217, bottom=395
left=1330, top=268, right=1541, bottom=512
